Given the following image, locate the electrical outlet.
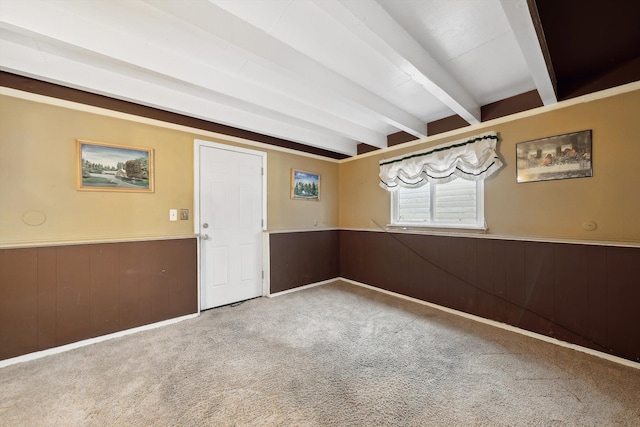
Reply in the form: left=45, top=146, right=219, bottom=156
left=180, top=209, right=189, bottom=220
left=169, top=209, right=178, bottom=221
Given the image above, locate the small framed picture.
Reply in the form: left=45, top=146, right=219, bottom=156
left=516, top=130, right=592, bottom=183
left=77, top=139, right=154, bottom=192
left=291, top=169, right=320, bottom=201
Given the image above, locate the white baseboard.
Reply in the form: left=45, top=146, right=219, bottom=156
left=338, top=278, right=640, bottom=370
left=268, top=278, right=336, bottom=298
left=0, top=313, right=199, bottom=369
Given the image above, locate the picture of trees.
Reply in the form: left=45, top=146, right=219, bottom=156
left=291, top=169, right=320, bottom=200
left=77, top=140, right=154, bottom=192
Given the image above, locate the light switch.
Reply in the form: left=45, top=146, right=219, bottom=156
left=180, top=209, right=189, bottom=220
left=169, top=209, right=178, bottom=221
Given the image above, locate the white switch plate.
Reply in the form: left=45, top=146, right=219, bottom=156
left=169, top=209, right=178, bottom=221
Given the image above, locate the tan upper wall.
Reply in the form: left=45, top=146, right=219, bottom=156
left=0, top=93, right=338, bottom=247
left=339, top=88, right=640, bottom=244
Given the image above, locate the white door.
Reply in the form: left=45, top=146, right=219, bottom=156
left=199, top=145, right=264, bottom=310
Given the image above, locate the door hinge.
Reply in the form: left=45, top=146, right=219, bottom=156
left=262, top=270, right=264, bottom=279
left=261, top=219, right=264, bottom=228
left=261, top=167, right=264, bottom=176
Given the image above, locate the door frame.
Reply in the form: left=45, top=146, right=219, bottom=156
left=194, top=139, right=267, bottom=313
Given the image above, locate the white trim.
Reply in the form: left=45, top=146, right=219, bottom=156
left=342, top=81, right=640, bottom=163
left=267, top=278, right=336, bottom=297
left=0, top=87, right=339, bottom=163
left=0, top=234, right=197, bottom=250
left=0, top=313, right=198, bottom=369
left=262, top=232, right=271, bottom=297
left=338, top=278, right=640, bottom=370
left=266, top=228, right=340, bottom=234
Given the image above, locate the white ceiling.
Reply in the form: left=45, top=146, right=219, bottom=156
left=0, top=0, right=555, bottom=156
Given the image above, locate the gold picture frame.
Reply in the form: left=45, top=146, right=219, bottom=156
left=290, top=169, right=320, bottom=201
left=77, top=139, right=154, bottom=192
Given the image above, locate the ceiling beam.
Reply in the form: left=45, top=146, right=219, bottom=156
left=314, top=0, right=481, bottom=125
left=146, top=0, right=428, bottom=142
left=0, top=0, right=381, bottom=150
left=0, top=34, right=358, bottom=156
left=499, top=0, right=557, bottom=105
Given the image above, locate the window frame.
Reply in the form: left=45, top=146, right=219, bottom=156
left=390, top=179, right=486, bottom=230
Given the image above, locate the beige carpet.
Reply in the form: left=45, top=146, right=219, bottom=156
left=1, top=280, right=639, bottom=426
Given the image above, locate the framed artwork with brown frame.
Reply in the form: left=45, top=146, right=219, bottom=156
left=290, top=169, right=320, bottom=201
left=77, top=139, right=155, bottom=192
left=516, top=130, right=592, bottom=183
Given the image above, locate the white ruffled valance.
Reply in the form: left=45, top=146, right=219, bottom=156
left=379, top=131, right=502, bottom=191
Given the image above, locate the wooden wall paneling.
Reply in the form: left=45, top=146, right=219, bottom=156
left=375, top=232, right=410, bottom=294
left=0, top=248, right=38, bottom=360
left=521, top=242, right=556, bottom=336
left=269, top=231, right=340, bottom=293
left=337, top=230, right=639, bottom=363
left=338, top=231, right=357, bottom=282
left=341, top=230, right=372, bottom=287
left=55, top=245, right=92, bottom=346
left=90, top=243, right=120, bottom=337
left=552, top=243, right=591, bottom=347
left=396, top=234, right=427, bottom=300
left=144, top=241, right=170, bottom=325
left=351, top=231, right=381, bottom=289
left=403, top=234, right=444, bottom=304
left=311, top=230, right=340, bottom=282
left=0, top=239, right=199, bottom=361
left=586, top=245, right=609, bottom=353
left=167, top=239, right=198, bottom=318
left=443, top=237, right=477, bottom=315
left=474, top=239, right=507, bottom=322
left=605, top=246, right=640, bottom=362
left=428, top=235, right=453, bottom=308
left=342, top=230, right=384, bottom=292
left=503, top=240, right=526, bottom=327
left=118, top=241, right=143, bottom=330
left=37, top=247, right=57, bottom=350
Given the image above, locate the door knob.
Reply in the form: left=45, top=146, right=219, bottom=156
left=201, top=234, right=209, bottom=240
left=202, top=223, right=209, bottom=228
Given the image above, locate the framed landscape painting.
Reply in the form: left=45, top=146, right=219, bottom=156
left=77, top=139, right=154, bottom=192
left=516, top=130, right=592, bottom=183
left=291, top=169, right=320, bottom=200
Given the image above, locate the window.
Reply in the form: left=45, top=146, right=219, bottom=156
left=380, top=131, right=500, bottom=230
left=391, top=178, right=485, bottom=229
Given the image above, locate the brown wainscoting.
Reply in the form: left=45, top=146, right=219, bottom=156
left=0, top=238, right=197, bottom=361
left=269, top=230, right=340, bottom=293
left=339, top=230, right=640, bottom=363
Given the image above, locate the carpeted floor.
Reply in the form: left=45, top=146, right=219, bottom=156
left=1, top=280, right=639, bottom=426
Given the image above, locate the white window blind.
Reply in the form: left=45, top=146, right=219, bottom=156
left=434, top=178, right=477, bottom=223
left=392, top=179, right=485, bottom=229
left=397, top=184, right=430, bottom=223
